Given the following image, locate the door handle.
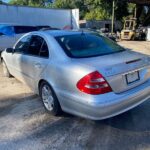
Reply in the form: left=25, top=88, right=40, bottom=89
left=34, top=63, right=42, bottom=69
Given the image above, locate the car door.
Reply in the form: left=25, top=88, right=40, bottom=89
left=4, top=35, right=32, bottom=82
left=20, top=35, right=50, bottom=89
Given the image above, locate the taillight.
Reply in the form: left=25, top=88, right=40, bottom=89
left=77, top=71, right=112, bottom=95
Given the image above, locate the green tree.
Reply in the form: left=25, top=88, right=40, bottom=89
left=54, top=0, right=129, bottom=21
left=9, top=0, right=48, bottom=7
left=84, top=0, right=111, bottom=20
left=85, top=8, right=110, bottom=20
left=9, top=0, right=130, bottom=21
left=115, top=1, right=129, bottom=21
left=54, top=0, right=88, bottom=19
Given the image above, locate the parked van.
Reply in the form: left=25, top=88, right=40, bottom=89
left=0, top=24, right=38, bottom=53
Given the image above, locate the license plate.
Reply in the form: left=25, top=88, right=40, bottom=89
left=126, top=71, right=140, bottom=84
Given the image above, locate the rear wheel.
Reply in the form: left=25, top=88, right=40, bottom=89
left=2, top=61, right=12, bottom=78
left=39, top=81, right=62, bottom=116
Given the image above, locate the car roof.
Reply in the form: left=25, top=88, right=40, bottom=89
left=43, top=30, right=91, bottom=37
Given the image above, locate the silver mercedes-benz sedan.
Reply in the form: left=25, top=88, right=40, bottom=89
left=1, top=30, right=150, bottom=120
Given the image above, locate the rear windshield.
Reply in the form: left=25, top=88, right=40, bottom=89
left=55, top=33, right=125, bottom=58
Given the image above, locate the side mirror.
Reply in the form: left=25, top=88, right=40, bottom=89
left=6, top=48, right=14, bottom=53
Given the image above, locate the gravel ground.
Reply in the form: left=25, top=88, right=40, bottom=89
left=0, top=41, right=150, bottom=150
left=119, top=41, right=150, bottom=55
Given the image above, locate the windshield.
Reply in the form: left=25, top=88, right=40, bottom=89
left=55, top=33, right=125, bottom=58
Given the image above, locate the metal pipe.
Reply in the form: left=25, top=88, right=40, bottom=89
left=134, top=4, right=137, bottom=18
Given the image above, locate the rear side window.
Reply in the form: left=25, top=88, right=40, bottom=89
left=55, top=33, right=125, bottom=58
left=40, top=41, right=49, bottom=58
left=27, top=36, right=43, bottom=56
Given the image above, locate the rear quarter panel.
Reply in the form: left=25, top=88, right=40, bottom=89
left=36, top=60, right=97, bottom=104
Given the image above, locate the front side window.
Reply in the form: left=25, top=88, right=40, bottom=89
left=55, top=33, right=125, bottom=58
left=15, top=35, right=31, bottom=53
left=15, top=35, right=49, bottom=58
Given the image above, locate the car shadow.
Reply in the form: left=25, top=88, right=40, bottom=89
left=95, top=100, right=150, bottom=132
left=0, top=94, right=38, bottom=116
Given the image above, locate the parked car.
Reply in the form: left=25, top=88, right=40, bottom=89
left=37, top=26, right=60, bottom=31
left=0, top=24, right=37, bottom=54
left=1, top=30, right=150, bottom=120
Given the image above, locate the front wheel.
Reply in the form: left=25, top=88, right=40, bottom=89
left=2, top=61, right=12, bottom=78
left=39, top=82, right=62, bottom=116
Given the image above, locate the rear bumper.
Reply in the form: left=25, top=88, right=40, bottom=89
left=58, top=80, right=150, bottom=120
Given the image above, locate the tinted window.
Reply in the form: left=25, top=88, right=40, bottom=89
left=0, top=25, right=15, bottom=36
left=27, top=36, right=43, bottom=56
left=40, top=41, right=49, bottom=58
left=15, top=35, right=49, bottom=58
left=36, top=26, right=50, bottom=30
left=14, top=26, right=37, bottom=34
left=0, top=33, right=4, bottom=36
left=15, top=35, right=31, bottom=53
left=55, top=33, right=125, bottom=58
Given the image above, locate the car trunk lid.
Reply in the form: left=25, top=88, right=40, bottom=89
left=75, top=50, right=150, bottom=93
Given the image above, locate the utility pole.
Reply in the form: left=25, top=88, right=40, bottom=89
left=111, top=0, right=115, bottom=34
left=134, top=4, right=137, bottom=18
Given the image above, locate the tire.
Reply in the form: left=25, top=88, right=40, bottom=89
left=2, top=61, right=12, bottom=78
left=39, top=81, right=62, bottom=116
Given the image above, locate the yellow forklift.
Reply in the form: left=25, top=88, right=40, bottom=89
left=120, top=3, right=149, bottom=41
left=120, top=17, right=147, bottom=41
left=120, top=18, right=137, bottom=40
